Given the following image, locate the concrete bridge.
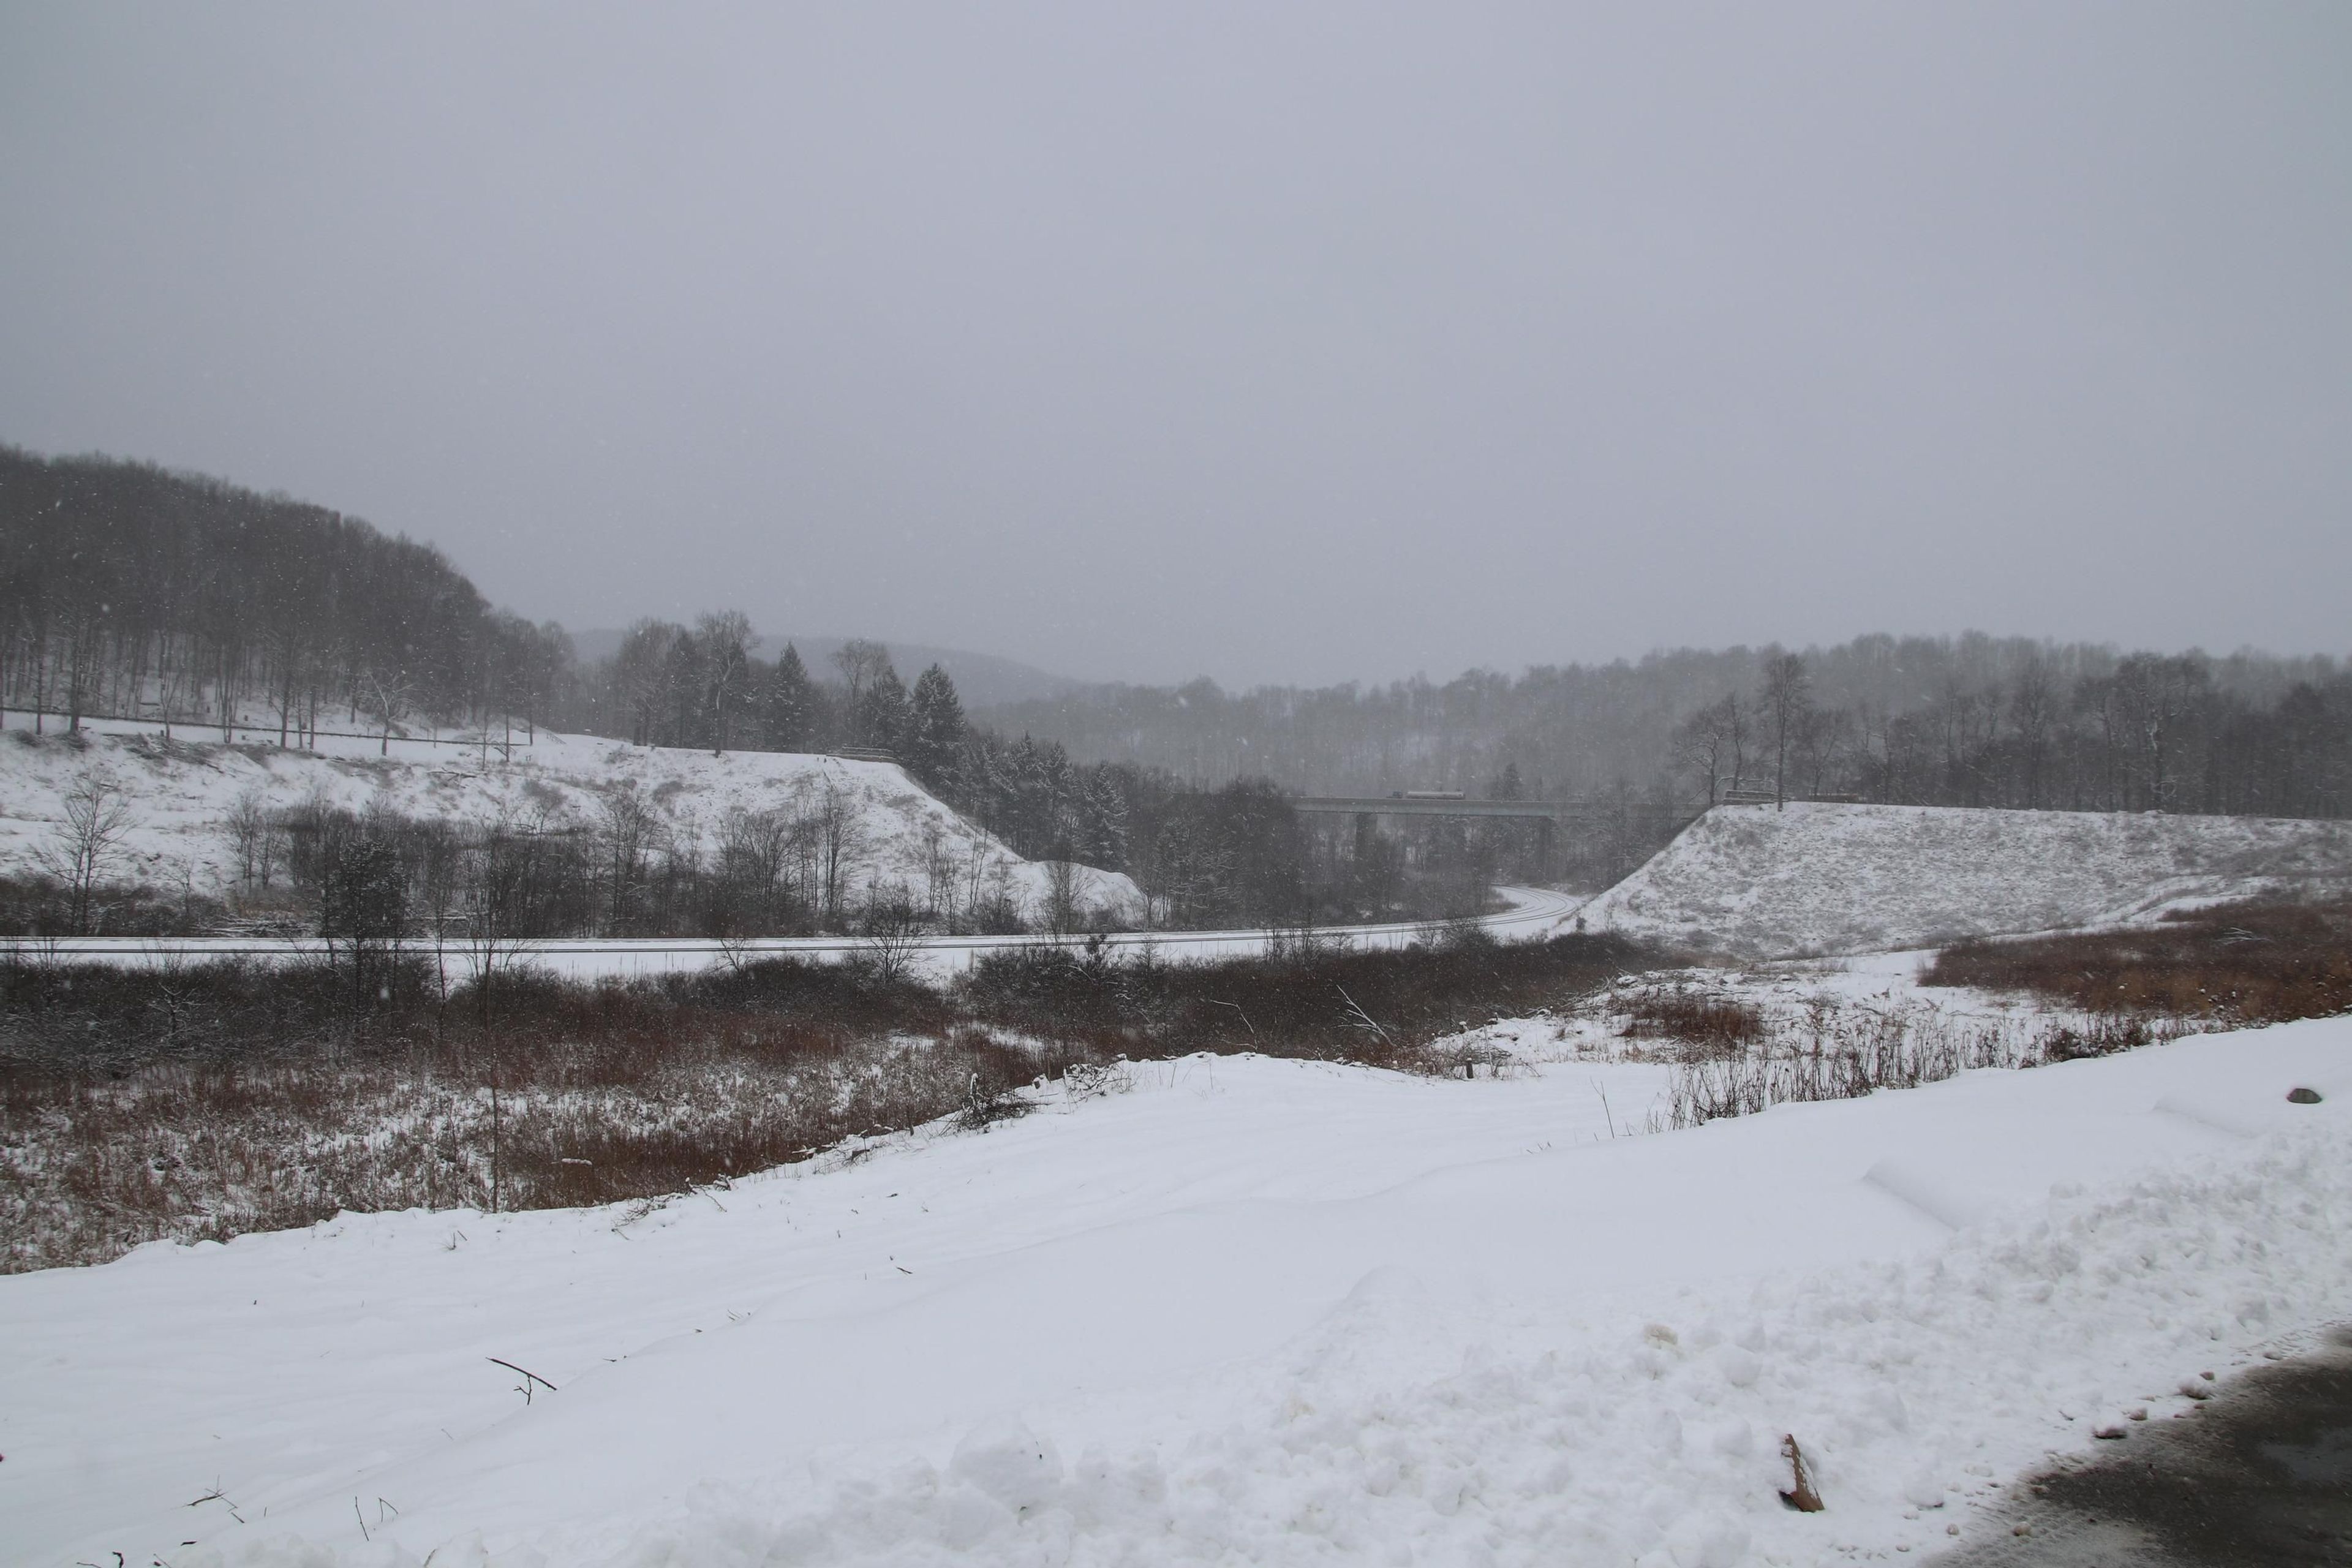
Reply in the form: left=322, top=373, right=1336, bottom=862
left=1291, top=794, right=1695, bottom=825
left=1291, top=794, right=1701, bottom=878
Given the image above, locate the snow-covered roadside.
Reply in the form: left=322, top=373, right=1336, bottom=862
left=15, top=884, right=1589, bottom=982
left=4, top=1023, right=2346, bottom=1567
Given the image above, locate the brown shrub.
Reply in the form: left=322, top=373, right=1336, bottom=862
left=960, top=930, right=1658, bottom=1071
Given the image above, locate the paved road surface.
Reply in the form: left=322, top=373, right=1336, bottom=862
left=1938, top=1325, right=2352, bottom=1567
left=6, top=884, right=1588, bottom=980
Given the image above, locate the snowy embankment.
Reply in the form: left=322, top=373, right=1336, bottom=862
left=4, top=1022, right=2345, bottom=1567
left=0, top=712, right=1141, bottom=924
left=1578, top=801, right=2352, bottom=960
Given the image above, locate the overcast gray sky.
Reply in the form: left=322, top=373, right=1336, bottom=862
left=2, top=4, right=2346, bottom=687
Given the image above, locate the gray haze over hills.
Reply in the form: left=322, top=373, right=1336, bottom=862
left=4, top=6, right=2349, bottom=687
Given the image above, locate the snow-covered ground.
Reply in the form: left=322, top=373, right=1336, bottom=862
left=1439, top=946, right=2101, bottom=1080
left=0, top=711, right=1142, bottom=925
left=1578, top=801, right=2352, bottom=959
left=4, top=1019, right=2345, bottom=1567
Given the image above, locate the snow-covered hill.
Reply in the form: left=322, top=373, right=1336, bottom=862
left=0, top=712, right=1141, bottom=924
left=2, top=1021, right=2345, bottom=1567
left=1578, top=801, right=2352, bottom=959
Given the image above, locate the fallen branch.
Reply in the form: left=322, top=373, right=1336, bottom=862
left=488, top=1355, right=560, bottom=1404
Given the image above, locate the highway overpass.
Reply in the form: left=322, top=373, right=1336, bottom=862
left=1292, top=794, right=1695, bottom=824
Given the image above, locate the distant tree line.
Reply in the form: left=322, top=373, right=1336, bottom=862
left=1670, top=646, right=2352, bottom=817
left=979, top=634, right=2352, bottom=822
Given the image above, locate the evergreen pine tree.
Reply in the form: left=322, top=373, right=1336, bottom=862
left=905, top=663, right=968, bottom=787
left=856, top=663, right=911, bottom=753
left=1080, top=765, right=1129, bottom=869
left=767, top=643, right=816, bottom=752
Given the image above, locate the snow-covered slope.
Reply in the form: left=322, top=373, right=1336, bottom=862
left=0, top=712, right=1141, bottom=924
left=2, top=1025, right=2346, bottom=1567
left=1579, top=801, right=2352, bottom=959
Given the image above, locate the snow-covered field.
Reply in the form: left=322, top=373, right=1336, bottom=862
left=1579, top=801, right=2352, bottom=959
left=0, top=711, right=1142, bottom=924
left=4, top=1016, right=2345, bottom=1567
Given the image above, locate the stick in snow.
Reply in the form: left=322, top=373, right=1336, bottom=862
left=1779, top=1434, right=1825, bottom=1512
left=488, top=1356, right=560, bottom=1403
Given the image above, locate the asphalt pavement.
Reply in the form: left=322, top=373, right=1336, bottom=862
left=1937, top=1325, right=2352, bottom=1567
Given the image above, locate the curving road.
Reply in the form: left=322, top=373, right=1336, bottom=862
left=8, top=885, right=1589, bottom=981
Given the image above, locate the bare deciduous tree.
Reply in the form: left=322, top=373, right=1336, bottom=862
left=810, top=777, right=865, bottom=927
left=854, top=883, right=928, bottom=984
left=360, top=666, right=413, bottom=756
left=1797, top=703, right=1854, bottom=796
left=224, top=785, right=272, bottom=892
left=831, top=639, right=893, bottom=712
left=718, top=803, right=797, bottom=931
left=462, top=801, right=549, bottom=1027
left=919, top=823, right=960, bottom=924
left=612, top=620, right=682, bottom=747
left=597, top=782, right=662, bottom=932
left=1671, top=693, right=1749, bottom=806
left=1041, top=856, right=1091, bottom=938
left=2009, top=657, right=2057, bottom=809
left=40, top=768, right=135, bottom=933
left=697, top=610, right=755, bottom=755
left=1758, top=652, right=1812, bottom=809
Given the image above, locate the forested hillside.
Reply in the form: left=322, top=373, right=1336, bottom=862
left=0, top=446, right=570, bottom=744
left=976, top=636, right=2352, bottom=820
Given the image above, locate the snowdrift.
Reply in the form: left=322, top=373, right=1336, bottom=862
left=1579, top=800, right=2352, bottom=959
left=3, top=1025, right=2347, bottom=1566
left=0, top=712, right=1142, bottom=924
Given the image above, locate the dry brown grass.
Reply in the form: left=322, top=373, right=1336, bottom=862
left=1662, top=998, right=2054, bottom=1127
left=1616, top=987, right=1767, bottom=1059
left=958, top=927, right=1657, bottom=1071
left=1664, top=899, right=2352, bottom=1130
left=1922, top=900, right=2352, bottom=1027
left=1, top=930, right=1662, bottom=1271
